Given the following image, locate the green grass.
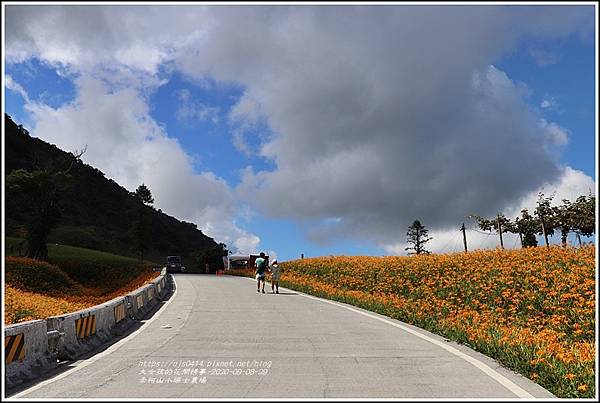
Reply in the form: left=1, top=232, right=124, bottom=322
left=5, top=256, right=78, bottom=295
left=5, top=237, right=158, bottom=286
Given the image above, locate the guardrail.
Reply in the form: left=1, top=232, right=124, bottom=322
left=4, top=269, right=172, bottom=389
left=4, top=319, right=56, bottom=389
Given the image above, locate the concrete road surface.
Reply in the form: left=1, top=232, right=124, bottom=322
left=9, top=274, right=555, bottom=399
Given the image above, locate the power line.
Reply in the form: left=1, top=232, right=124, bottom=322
left=469, top=228, right=497, bottom=236
left=437, top=234, right=456, bottom=254
left=471, top=231, right=479, bottom=251
left=512, top=234, right=520, bottom=249
left=452, top=233, right=461, bottom=253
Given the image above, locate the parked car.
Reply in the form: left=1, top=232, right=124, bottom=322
left=165, top=256, right=185, bottom=273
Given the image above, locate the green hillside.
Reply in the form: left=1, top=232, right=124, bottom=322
left=4, top=114, right=223, bottom=272
left=5, top=237, right=162, bottom=324
left=6, top=237, right=158, bottom=286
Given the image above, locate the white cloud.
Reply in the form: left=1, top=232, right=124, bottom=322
left=228, top=93, right=266, bottom=156
left=383, top=166, right=595, bottom=254
left=229, top=92, right=263, bottom=127
left=5, top=5, right=203, bottom=73
left=5, top=5, right=595, bottom=255
left=176, top=89, right=220, bottom=125
left=23, top=77, right=258, bottom=254
left=511, top=165, right=595, bottom=211
left=539, top=118, right=569, bottom=146
left=5, top=74, right=31, bottom=103
left=540, top=97, right=558, bottom=110
left=267, top=250, right=279, bottom=262
left=231, top=130, right=252, bottom=156
left=529, top=48, right=560, bottom=67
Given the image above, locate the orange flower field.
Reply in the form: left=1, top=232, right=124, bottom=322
left=228, top=245, right=596, bottom=398
left=5, top=256, right=158, bottom=325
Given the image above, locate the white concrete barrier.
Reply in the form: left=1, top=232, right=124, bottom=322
left=127, top=271, right=171, bottom=314
left=152, top=273, right=169, bottom=300
left=4, top=319, right=56, bottom=389
left=46, top=295, right=128, bottom=361
left=5, top=272, right=173, bottom=388
left=128, top=284, right=151, bottom=320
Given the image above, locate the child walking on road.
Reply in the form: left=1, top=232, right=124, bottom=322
left=269, top=260, right=282, bottom=294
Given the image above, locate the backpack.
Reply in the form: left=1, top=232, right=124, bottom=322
left=257, top=258, right=267, bottom=273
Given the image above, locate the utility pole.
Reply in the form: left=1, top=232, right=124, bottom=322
left=460, top=223, right=468, bottom=252
left=518, top=232, right=523, bottom=248
left=540, top=214, right=549, bottom=248
left=497, top=215, right=504, bottom=249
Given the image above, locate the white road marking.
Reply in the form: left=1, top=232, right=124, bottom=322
left=241, top=276, right=536, bottom=399
left=8, top=276, right=179, bottom=399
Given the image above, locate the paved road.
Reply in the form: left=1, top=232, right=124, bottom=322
left=10, top=274, right=555, bottom=399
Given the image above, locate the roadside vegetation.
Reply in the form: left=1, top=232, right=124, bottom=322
left=228, top=245, right=595, bottom=398
left=5, top=114, right=224, bottom=271
left=5, top=237, right=159, bottom=324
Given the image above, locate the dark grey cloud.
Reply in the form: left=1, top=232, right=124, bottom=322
left=170, top=6, right=592, bottom=245
left=5, top=4, right=595, bottom=251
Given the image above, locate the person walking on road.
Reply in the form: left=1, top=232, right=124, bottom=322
left=255, top=252, right=268, bottom=293
left=269, top=260, right=282, bottom=294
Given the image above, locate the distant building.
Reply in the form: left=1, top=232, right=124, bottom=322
left=226, top=254, right=269, bottom=270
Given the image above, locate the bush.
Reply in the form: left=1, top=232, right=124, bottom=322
left=5, top=256, right=79, bottom=295
left=45, top=243, right=154, bottom=286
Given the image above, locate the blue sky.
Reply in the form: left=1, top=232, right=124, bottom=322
left=3, top=5, right=597, bottom=261
left=494, top=32, right=596, bottom=179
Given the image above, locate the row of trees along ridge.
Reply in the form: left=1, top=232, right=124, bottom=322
left=471, top=192, right=595, bottom=249
left=405, top=192, right=595, bottom=255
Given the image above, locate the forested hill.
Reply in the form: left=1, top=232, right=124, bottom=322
left=5, top=114, right=219, bottom=270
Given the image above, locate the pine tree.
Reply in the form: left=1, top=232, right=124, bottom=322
left=405, top=220, right=432, bottom=255
left=131, top=183, right=154, bottom=260
left=134, top=183, right=154, bottom=205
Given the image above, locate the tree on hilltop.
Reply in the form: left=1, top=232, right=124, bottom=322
left=470, top=213, right=513, bottom=249
left=134, top=183, right=154, bottom=205
left=6, top=146, right=87, bottom=260
left=405, top=220, right=432, bottom=255
left=571, top=193, right=596, bottom=244
left=513, top=209, right=539, bottom=248
left=534, top=192, right=557, bottom=247
left=131, top=183, right=154, bottom=260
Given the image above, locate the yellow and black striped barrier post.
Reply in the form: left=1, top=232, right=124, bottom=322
left=5, top=333, right=26, bottom=364
left=75, top=315, right=97, bottom=340
left=114, top=303, right=126, bottom=323
left=136, top=294, right=144, bottom=310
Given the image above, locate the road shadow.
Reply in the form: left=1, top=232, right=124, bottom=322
left=5, top=286, right=175, bottom=397
left=261, top=291, right=298, bottom=295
